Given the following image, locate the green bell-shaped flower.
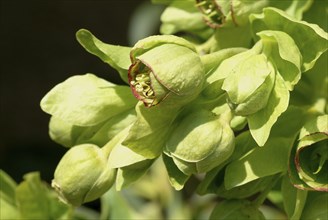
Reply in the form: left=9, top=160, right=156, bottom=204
left=52, top=144, right=116, bottom=206
left=289, top=115, right=328, bottom=191
left=221, top=52, right=276, bottom=116
left=165, top=110, right=235, bottom=175
left=128, top=35, right=205, bottom=107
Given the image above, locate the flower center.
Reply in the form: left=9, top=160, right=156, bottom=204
left=130, top=71, right=158, bottom=107
left=196, top=0, right=226, bottom=27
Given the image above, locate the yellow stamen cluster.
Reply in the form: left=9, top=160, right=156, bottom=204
left=130, top=72, right=158, bottom=107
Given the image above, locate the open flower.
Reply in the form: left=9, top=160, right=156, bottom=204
left=52, top=144, right=116, bottom=206
left=165, top=110, right=235, bottom=174
left=128, top=35, right=205, bottom=107
left=289, top=115, right=328, bottom=191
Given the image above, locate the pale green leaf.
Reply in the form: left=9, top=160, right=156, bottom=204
left=16, top=172, right=72, bottom=220
left=123, top=102, right=179, bottom=159
left=76, top=110, right=136, bottom=147
left=224, top=137, right=292, bottom=189
left=76, top=29, right=131, bottom=83
left=257, top=30, right=301, bottom=90
left=109, top=144, right=149, bottom=168
left=162, top=154, right=190, bottom=190
left=250, top=7, right=328, bottom=71
left=0, top=170, right=17, bottom=204
left=49, top=110, right=136, bottom=148
left=0, top=170, right=19, bottom=220
left=290, top=51, right=328, bottom=106
left=248, top=73, right=289, bottom=146
left=48, top=116, right=84, bottom=147
left=41, top=74, right=136, bottom=126
left=299, top=114, right=328, bottom=140
left=115, top=160, right=154, bottom=190
left=216, top=176, right=274, bottom=200
left=0, top=198, right=19, bottom=220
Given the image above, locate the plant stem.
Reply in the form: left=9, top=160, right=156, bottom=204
left=290, top=189, right=308, bottom=220
left=200, top=47, right=246, bottom=73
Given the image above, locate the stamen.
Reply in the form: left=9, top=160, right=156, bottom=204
left=195, top=1, right=207, bottom=7
left=131, top=70, right=158, bottom=106
left=196, top=0, right=226, bottom=28
left=208, top=11, right=217, bottom=18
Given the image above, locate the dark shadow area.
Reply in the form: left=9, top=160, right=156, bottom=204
left=0, top=0, right=148, bottom=184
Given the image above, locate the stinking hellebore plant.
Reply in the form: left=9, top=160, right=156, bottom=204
left=19, top=0, right=326, bottom=219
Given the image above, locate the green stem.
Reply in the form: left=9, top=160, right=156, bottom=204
left=252, top=174, right=282, bottom=208
left=196, top=35, right=217, bottom=55
left=100, top=126, right=131, bottom=158
left=290, top=189, right=308, bottom=220
left=200, top=47, right=247, bottom=73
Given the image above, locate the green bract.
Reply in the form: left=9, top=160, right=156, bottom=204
left=52, top=144, right=116, bottom=206
left=128, top=35, right=205, bottom=107
left=107, top=126, right=155, bottom=190
left=289, top=115, right=328, bottom=191
left=165, top=110, right=234, bottom=174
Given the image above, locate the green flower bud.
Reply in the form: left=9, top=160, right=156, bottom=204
left=222, top=54, right=276, bottom=116
left=52, top=144, right=116, bottom=206
left=289, top=115, right=328, bottom=191
left=165, top=110, right=234, bottom=174
left=128, top=35, right=205, bottom=107
left=196, top=0, right=268, bottom=28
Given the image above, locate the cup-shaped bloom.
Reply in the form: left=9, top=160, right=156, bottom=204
left=52, top=144, right=116, bottom=206
left=222, top=54, right=275, bottom=116
left=289, top=115, right=328, bottom=191
left=128, top=35, right=205, bottom=107
left=165, top=110, right=234, bottom=175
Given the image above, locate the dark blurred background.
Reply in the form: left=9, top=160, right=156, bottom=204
left=0, top=0, right=163, bottom=184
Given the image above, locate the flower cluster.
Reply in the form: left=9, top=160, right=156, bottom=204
left=40, top=0, right=327, bottom=219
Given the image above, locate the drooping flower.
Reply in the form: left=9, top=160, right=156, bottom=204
left=128, top=35, right=205, bottom=108
left=52, top=144, right=116, bottom=206
left=289, top=115, right=328, bottom=191
left=165, top=110, right=235, bottom=174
